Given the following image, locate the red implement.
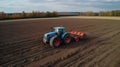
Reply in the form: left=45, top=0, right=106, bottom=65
left=69, top=31, right=87, bottom=40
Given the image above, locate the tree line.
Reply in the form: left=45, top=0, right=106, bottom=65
left=0, top=11, right=58, bottom=20
left=80, top=10, right=120, bottom=16
left=0, top=10, right=120, bottom=20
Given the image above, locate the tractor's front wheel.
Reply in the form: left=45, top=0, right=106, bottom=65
left=43, top=37, right=47, bottom=44
left=50, top=35, right=61, bottom=48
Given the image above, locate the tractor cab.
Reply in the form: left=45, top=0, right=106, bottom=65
left=52, top=27, right=66, bottom=35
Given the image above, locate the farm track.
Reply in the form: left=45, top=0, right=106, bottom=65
left=0, top=18, right=120, bottom=67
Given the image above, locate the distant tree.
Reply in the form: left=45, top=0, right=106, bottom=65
left=0, top=12, right=7, bottom=19
left=53, top=11, right=58, bottom=17
left=99, top=11, right=107, bottom=16
left=79, top=11, right=96, bottom=16
left=115, top=10, right=120, bottom=16
left=22, top=11, right=26, bottom=18
left=108, top=11, right=112, bottom=16
left=86, top=11, right=95, bottom=16
left=46, top=11, right=52, bottom=17
left=39, top=12, right=47, bottom=17
left=11, top=13, right=22, bottom=19
left=32, top=11, right=35, bottom=17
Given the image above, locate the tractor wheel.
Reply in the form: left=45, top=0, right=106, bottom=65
left=75, top=36, right=79, bottom=42
left=64, top=34, right=71, bottom=44
left=50, top=35, right=61, bottom=48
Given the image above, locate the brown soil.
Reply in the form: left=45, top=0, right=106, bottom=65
left=0, top=18, right=120, bottom=67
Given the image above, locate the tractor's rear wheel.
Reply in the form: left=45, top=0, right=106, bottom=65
left=75, top=36, right=79, bottom=42
left=50, top=35, right=61, bottom=48
left=64, top=34, right=71, bottom=44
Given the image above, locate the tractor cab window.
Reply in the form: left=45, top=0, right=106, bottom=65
left=58, top=29, right=65, bottom=33
left=57, top=28, right=65, bottom=35
left=51, top=27, right=66, bottom=34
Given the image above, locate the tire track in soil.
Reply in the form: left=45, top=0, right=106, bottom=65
left=84, top=33, right=120, bottom=67
left=0, top=34, right=41, bottom=47
left=1, top=36, right=61, bottom=66
left=1, top=46, right=53, bottom=66
left=50, top=24, right=120, bottom=67
left=101, top=45, right=120, bottom=67
left=0, top=38, right=39, bottom=56
left=0, top=36, right=48, bottom=65
left=0, top=36, right=43, bottom=58
left=83, top=41, right=120, bottom=67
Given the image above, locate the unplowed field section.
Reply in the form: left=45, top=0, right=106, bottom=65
left=0, top=18, right=120, bottom=67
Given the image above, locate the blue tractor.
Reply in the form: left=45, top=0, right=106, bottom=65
left=43, top=27, right=71, bottom=48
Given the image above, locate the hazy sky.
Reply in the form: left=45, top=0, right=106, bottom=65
left=0, top=0, right=120, bottom=13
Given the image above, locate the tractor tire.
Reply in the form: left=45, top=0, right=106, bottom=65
left=50, top=35, right=61, bottom=48
left=75, top=36, right=79, bottom=42
left=63, top=34, right=71, bottom=44
left=43, top=37, right=47, bottom=44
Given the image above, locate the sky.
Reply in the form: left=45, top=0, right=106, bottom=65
left=0, top=0, right=120, bottom=13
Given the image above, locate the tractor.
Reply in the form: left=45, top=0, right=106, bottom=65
left=43, top=27, right=87, bottom=48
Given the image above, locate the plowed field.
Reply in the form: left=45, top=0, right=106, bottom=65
left=0, top=17, right=120, bottom=67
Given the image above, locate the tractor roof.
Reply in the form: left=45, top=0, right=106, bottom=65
left=53, top=27, right=65, bottom=29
